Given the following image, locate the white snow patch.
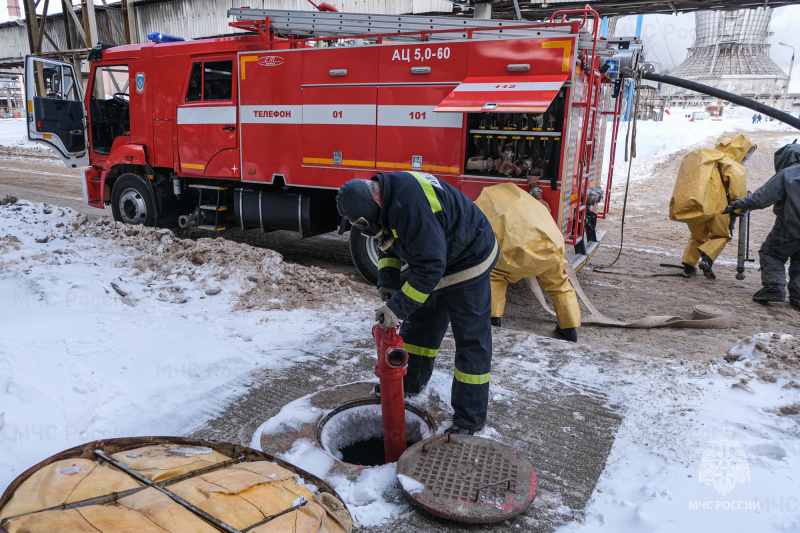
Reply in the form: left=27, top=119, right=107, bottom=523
left=328, top=463, right=404, bottom=528
left=726, top=332, right=795, bottom=363
left=249, top=395, right=327, bottom=447
left=397, top=473, right=424, bottom=495
left=57, top=464, right=87, bottom=476
left=277, top=439, right=335, bottom=482
left=166, top=446, right=213, bottom=457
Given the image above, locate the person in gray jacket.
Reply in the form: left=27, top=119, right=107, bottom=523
left=723, top=142, right=800, bottom=311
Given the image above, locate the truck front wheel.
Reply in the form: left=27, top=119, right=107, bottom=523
left=349, top=227, right=409, bottom=286
left=111, top=173, right=155, bottom=226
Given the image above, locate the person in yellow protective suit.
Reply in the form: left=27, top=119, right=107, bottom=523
left=670, top=134, right=756, bottom=279
left=474, top=183, right=581, bottom=342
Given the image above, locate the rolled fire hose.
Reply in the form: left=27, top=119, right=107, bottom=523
left=525, top=262, right=734, bottom=329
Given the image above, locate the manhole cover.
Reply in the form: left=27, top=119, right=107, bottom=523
left=396, top=434, right=537, bottom=523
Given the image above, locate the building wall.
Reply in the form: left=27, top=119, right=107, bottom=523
left=0, top=0, right=452, bottom=65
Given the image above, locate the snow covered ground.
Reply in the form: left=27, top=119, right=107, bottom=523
left=556, top=336, right=800, bottom=533
left=1, top=109, right=799, bottom=531
left=0, top=200, right=370, bottom=493
left=0, top=118, right=37, bottom=150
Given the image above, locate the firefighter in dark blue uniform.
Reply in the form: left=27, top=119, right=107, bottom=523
left=337, top=171, right=498, bottom=434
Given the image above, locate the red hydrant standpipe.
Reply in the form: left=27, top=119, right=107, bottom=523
left=372, top=322, right=409, bottom=464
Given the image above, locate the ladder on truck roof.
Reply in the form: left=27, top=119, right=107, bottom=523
left=227, top=8, right=595, bottom=46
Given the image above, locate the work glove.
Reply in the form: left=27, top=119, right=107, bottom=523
left=374, top=303, right=400, bottom=329
left=722, top=202, right=743, bottom=215
left=378, top=286, right=397, bottom=302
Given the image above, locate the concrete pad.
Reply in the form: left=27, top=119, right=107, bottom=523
left=191, top=334, right=623, bottom=532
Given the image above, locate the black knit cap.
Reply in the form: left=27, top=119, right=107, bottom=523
left=336, top=179, right=382, bottom=237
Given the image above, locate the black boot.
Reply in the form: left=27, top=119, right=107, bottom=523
left=682, top=262, right=697, bottom=278
left=445, top=424, right=479, bottom=435
left=753, top=286, right=786, bottom=303
left=790, top=299, right=800, bottom=312
left=491, top=317, right=502, bottom=327
left=554, top=326, right=578, bottom=342
left=698, top=253, right=716, bottom=280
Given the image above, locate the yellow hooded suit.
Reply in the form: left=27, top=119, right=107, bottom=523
left=475, top=183, right=580, bottom=328
left=670, top=134, right=755, bottom=266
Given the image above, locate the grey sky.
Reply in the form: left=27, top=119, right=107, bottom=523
left=615, top=6, right=800, bottom=93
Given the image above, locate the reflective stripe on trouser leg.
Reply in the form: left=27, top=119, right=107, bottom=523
left=759, top=218, right=799, bottom=294
left=537, top=259, right=581, bottom=329
left=490, top=269, right=511, bottom=318
left=399, top=292, right=450, bottom=394
left=446, top=271, right=493, bottom=431
left=697, top=214, right=732, bottom=261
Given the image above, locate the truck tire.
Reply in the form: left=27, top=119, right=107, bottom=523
left=111, top=173, right=155, bottom=226
left=349, top=227, right=409, bottom=286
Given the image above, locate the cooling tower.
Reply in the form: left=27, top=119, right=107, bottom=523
left=661, top=8, right=788, bottom=106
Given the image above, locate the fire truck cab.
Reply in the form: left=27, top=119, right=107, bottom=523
left=25, top=7, right=629, bottom=284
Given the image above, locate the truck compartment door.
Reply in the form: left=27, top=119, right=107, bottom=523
left=24, top=56, right=88, bottom=168
left=376, top=86, right=463, bottom=175
left=238, top=50, right=303, bottom=182
left=302, top=86, right=376, bottom=171
left=434, top=74, right=568, bottom=114
left=301, top=47, right=380, bottom=175
left=176, top=60, right=239, bottom=179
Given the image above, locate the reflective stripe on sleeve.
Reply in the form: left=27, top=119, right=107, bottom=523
left=404, top=343, right=438, bottom=358
left=454, top=368, right=490, bottom=385
left=401, top=281, right=429, bottom=304
left=378, top=258, right=403, bottom=270
left=409, top=172, right=442, bottom=213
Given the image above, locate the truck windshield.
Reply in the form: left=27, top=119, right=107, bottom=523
left=89, top=65, right=130, bottom=155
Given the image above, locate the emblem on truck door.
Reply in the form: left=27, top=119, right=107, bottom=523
left=135, top=72, right=145, bottom=93
left=258, top=56, right=285, bottom=67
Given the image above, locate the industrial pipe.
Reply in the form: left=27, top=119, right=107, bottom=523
left=372, top=323, right=408, bottom=464
left=641, top=71, right=800, bottom=131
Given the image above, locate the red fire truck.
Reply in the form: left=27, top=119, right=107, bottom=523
left=24, top=7, right=629, bottom=283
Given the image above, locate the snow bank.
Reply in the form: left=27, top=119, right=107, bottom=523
left=71, top=214, right=358, bottom=311
left=0, top=199, right=368, bottom=493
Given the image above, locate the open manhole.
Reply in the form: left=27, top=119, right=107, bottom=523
left=317, top=399, right=434, bottom=466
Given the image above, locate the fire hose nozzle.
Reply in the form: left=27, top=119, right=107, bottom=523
left=386, top=348, right=408, bottom=368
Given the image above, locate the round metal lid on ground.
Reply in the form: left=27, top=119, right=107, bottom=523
left=396, top=434, right=537, bottom=524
